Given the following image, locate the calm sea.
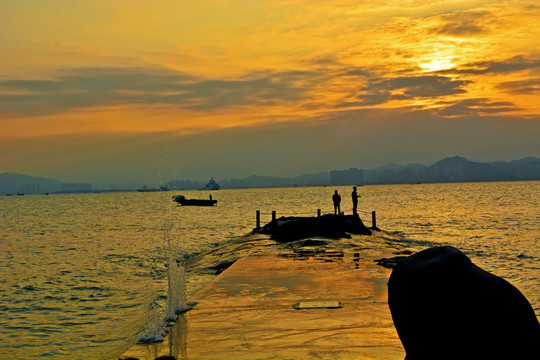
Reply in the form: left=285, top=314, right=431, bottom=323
left=1, top=182, right=539, bottom=359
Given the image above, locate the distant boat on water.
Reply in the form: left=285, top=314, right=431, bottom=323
left=172, top=195, right=217, bottom=206
left=200, top=177, right=220, bottom=191
left=137, top=185, right=169, bottom=192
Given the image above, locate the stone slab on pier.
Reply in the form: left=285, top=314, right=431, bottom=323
left=119, top=253, right=405, bottom=360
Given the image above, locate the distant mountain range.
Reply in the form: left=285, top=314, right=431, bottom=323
left=0, top=172, right=64, bottom=194
left=2, top=156, right=539, bottom=194
left=0, top=172, right=92, bottom=195
left=218, top=156, right=540, bottom=188
left=362, top=156, right=540, bottom=185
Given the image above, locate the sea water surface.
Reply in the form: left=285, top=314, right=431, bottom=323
left=1, top=182, right=538, bottom=359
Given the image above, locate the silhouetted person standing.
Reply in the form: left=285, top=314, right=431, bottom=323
left=352, top=186, right=360, bottom=215
left=332, top=190, right=341, bottom=214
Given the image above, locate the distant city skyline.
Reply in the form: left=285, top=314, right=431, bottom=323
left=1, top=1, right=539, bottom=184
left=2, top=156, right=539, bottom=194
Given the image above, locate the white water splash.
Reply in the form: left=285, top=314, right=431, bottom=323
left=138, top=303, right=166, bottom=343
left=165, top=239, right=189, bottom=321
left=137, top=230, right=190, bottom=343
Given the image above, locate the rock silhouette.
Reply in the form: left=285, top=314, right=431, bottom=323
left=254, top=214, right=371, bottom=242
left=388, top=246, right=540, bottom=359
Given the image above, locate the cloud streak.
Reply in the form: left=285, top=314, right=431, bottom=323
left=447, top=55, right=540, bottom=75
left=2, top=54, right=536, bottom=120
left=361, top=75, right=470, bottom=104
left=428, top=11, right=494, bottom=37
left=0, top=67, right=310, bottom=115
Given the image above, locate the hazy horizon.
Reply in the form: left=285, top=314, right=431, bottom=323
left=1, top=1, right=539, bottom=184
left=3, top=155, right=539, bottom=189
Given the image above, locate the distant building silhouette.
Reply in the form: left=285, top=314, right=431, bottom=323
left=22, top=183, right=41, bottom=194
left=61, top=183, right=92, bottom=193
left=167, top=179, right=202, bottom=190
left=330, top=168, right=364, bottom=186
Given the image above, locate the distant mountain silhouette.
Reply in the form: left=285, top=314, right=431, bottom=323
left=219, top=172, right=330, bottom=188
left=220, top=156, right=540, bottom=188
left=218, top=156, right=540, bottom=188
left=364, top=156, right=540, bottom=184
left=0, top=172, right=63, bottom=194
left=373, top=162, right=404, bottom=171
left=2, top=156, right=539, bottom=193
left=434, top=155, right=473, bottom=167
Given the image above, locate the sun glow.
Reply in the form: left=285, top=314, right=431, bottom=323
left=422, top=58, right=455, bottom=72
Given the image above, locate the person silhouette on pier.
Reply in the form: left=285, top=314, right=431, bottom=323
left=332, top=190, right=341, bottom=215
left=352, top=186, right=360, bottom=215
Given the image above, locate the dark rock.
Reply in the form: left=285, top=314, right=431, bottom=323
left=271, top=216, right=350, bottom=241
left=255, top=214, right=371, bottom=242
left=388, top=246, right=540, bottom=360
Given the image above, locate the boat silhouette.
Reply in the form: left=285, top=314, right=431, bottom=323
left=200, top=177, right=220, bottom=191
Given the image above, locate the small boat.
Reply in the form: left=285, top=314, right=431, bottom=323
left=138, top=185, right=169, bottom=192
left=200, top=177, right=220, bottom=191
left=172, top=195, right=217, bottom=206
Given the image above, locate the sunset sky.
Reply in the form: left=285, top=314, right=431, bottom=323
left=1, top=0, right=539, bottom=185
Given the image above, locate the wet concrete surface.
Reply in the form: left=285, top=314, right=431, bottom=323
left=119, top=252, right=405, bottom=360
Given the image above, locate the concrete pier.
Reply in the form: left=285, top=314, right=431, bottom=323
left=119, top=252, right=405, bottom=360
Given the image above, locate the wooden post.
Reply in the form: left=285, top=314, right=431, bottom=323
left=317, top=209, right=321, bottom=217
left=272, top=210, right=276, bottom=222
left=256, top=210, right=261, bottom=229
left=372, top=211, right=377, bottom=229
